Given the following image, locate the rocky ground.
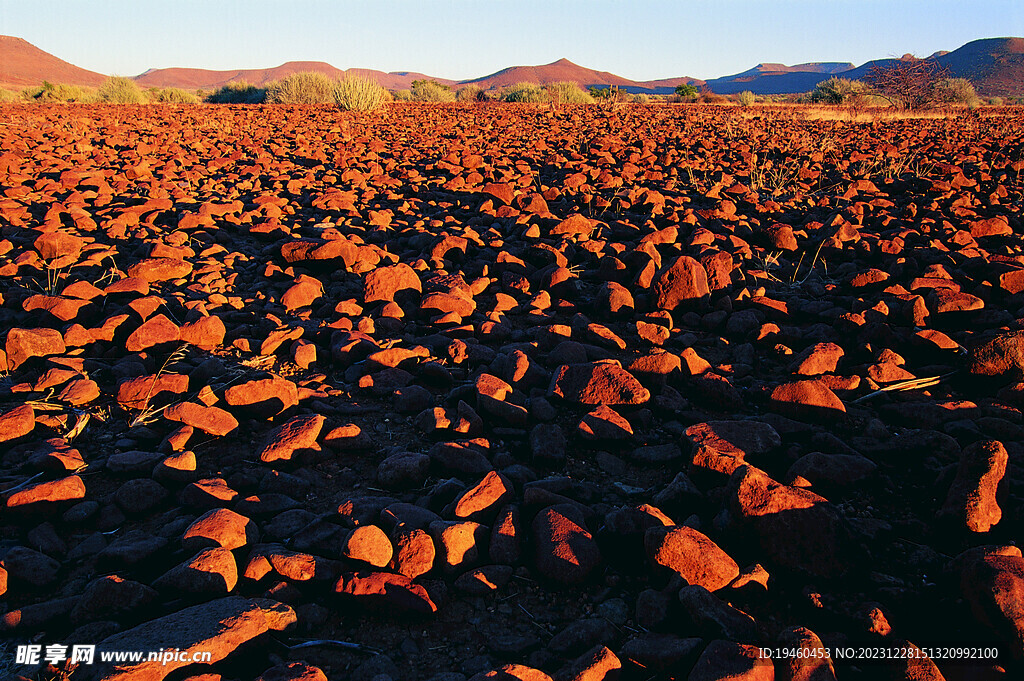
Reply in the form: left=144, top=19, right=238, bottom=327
left=1, top=101, right=1023, bottom=681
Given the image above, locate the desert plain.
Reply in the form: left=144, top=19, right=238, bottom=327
left=0, top=100, right=1023, bottom=681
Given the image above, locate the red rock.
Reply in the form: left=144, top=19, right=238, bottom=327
left=578, top=404, right=634, bottom=441
left=685, top=420, right=781, bottom=459
left=775, top=626, right=836, bottom=681
left=468, top=665, right=553, bottom=681
left=0, top=404, right=34, bottom=443
left=651, top=256, right=710, bottom=310
left=688, top=640, right=774, bottom=681
left=153, top=547, right=238, bottom=595
left=257, top=414, right=325, bottom=463
left=87, top=597, right=296, bottom=681
left=970, top=216, right=1012, bottom=237
left=941, top=439, right=1007, bottom=532
left=550, top=362, right=650, bottom=405
left=126, top=257, right=193, bottom=282
left=22, top=294, right=91, bottom=321
left=341, top=524, right=393, bottom=567
left=364, top=263, right=421, bottom=303
left=281, top=275, right=323, bottom=311
left=449, top=470, right=515, bottom=521
left=164, top=402, right=239, bottom=436
left=117, top=373, right=189, bottom=410
left=560, top=645, right=622, bottom=681
left=482, top=182, right=515, bottom=206
left=532, top=505, right=600, bottom=584
left=104, top=276, right=150, bottom=296
left=768, top=380, right=846, bottom=422
left=961, top=553, right=1024, bottom=657
left=5, top=327, right=66, bottom=370
left=421, top=291, right=476, bottom=317
left=727, top=466, right=851, bottom=577
left=551, top=213, right=597, bottom=239
left=58, top=377, right=99, bottom=406
left=967, top=331, right=1024, bottom=385
left=644, top=525, right=739, bottom=591
left=34, top=230, right=85, bottom=261
left=791, top=342, right=844, bottom=376
left=6, top=475, right=85, bottom=509
left=225, top=375, right=299, bottom=417
left=125, top=313, right=181, bottom=352
left=183, top=508, right=259, bottom=552
left=490, top=504, right=523, bottom=565
left=429, top=520, right=488, bottom=574
left=998, top=269, right=1024, bottom=295
left=180, top=315, right=226, bottom=349
left=390, top=527, right=436, bottom=578
left=334, top=571, right=437, bottom=615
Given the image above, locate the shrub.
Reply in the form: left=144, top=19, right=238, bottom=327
left=391, top=89, right=413, bottom=102
left=674, top=83, right=699, bottom=99
left=631, top=92, right=650, bottom=104
left=503, top=82, right=549, bottom=103
left=988, top=96, right=1004, bottom=106
left=932, top=78, right=980, bottom=107
left=411, top=79, right=455, bottom=102
left=589, top=85, right=628, bottom=102
left=698, top=88, right=728, bottom=104
left=99, top=76, right=146, bottom=104
left=0, top=88, right=18, bottom=103
left=25, top=81, right=94, bottom=102
left=207, top=81, right=267, bottom=103
left=810, top=77, right=870, bottom=105
left=149, top=87, right=200, bottom=104
left=334, top=75, right=390, bottom=111
left=456, top=85, right=484, bottom=102
left=867, top=56, right=949, bottom=110
left=546, top=81, right=594, bottom=104
left=737, top=90, right=756, bottom=107
left=265, top=71, right=335, bottom=104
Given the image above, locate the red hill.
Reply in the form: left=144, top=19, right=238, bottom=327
left=134, top=61, right=455, bottom=91
left=460, top=58, right=638, bottom=90
left=0, top=35, right=105, bottom=88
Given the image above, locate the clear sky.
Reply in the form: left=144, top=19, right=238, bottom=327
left=2, top=1, right=1022, bottom=81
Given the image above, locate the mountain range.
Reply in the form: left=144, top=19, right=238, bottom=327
left=2, top=35, right=1023, bottom=96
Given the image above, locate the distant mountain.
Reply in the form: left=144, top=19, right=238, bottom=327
left=0, top=35, right=105, bottom=88
left=459, top=58, right=639, bottom=90
left=133, top=61, right=454, bottom=91
left=2, top=34, right=1023, bottom=97
left=710, top=38, right=1024, bottom=96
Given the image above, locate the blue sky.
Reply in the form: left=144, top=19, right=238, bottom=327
left=2, top=1, right=1021, bottom=81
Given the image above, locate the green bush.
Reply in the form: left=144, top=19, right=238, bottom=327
left=99, top=76, right=146, bottom=104
left=149, top=87, right=200, bottom=104
left=391, top=89, right=413, bottom=101
left=207, top=81, right=267, bottom=103
left=810, top=77, right=870, bottom=105
left=631, top=92, right=650, bottom=104
left=0, top=88, right=18, bottom=103
left=265, top=71, right=335, bottom=104
left=737, top=90, right=756, bottom=107
left=546, top=81, right=594, bottom=104
left=412, top=79, right=455, bottom=102
left=987, top=96, right=1004, bottom=106
left=674, top=83, right=699, bottom=99
left=932, top=78, right=980, bottom=107
left=334, top=75, right=389, bottom=111
left=503, top=82, right=549, bottom=103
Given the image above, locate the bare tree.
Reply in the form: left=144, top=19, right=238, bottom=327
left=866, top=56, right=950, bottom=111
